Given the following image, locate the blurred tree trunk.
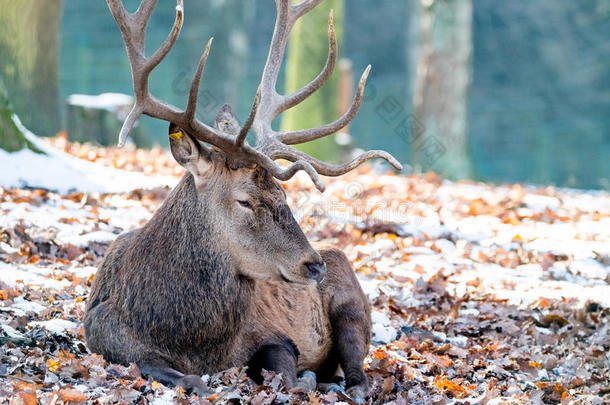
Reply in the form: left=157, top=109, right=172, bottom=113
left=412, top=0, right=473, bottom=178
left=0, top=0, right=63, bottom=140
left=0, top=81, right=42, bottom=153
left=281, top=0, right=344, bottom=162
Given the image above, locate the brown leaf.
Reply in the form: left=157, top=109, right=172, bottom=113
left=58, top=388, right=86, bottom=403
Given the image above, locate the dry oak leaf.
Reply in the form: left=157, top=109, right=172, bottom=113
left=57, top=387, right=87, bottom=403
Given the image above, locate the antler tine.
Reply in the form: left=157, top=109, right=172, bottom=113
left=262, top=158, right=326, bottom=192
left=273, top=10, right=337, bottom=117
left=257, top=0, right=329, bottom=122
left=146, top=0, right=184, bottom=74
left=236, top=86, right=261, bottom=147
left=133, top=0, right=157, bottom=27
left=272, top=145, right=403, bottom=177
left=109, top=0, right=230, bottom=150
left=292, top=0, right=325, bottom=19
left=277, top=65, right=371, bottom=145
left=185, top=37, right=214, bottom=122
left=108, top=0, right=186, bottom=146
left=257, top=1, right=291, bottom=117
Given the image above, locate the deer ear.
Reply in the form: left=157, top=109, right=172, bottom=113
left=215, top=104, right=241, bottom=136
left=168, top=123, right=211, bottom=175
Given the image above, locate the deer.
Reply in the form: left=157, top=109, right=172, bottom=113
left=84, top=0, right=402, bottom=402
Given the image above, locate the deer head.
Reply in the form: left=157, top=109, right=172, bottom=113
left=167, top=116, right=326, bottom=284
left=106, top=0, right=402, bottom=283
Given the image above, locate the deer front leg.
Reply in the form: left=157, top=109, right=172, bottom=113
left=330, top=302, right=370, bottom=403
left=246, top=338, right=316, bottom=392
left=140, top=361, right=211, bottom=397
left=316, top=246, right=372, bottom=404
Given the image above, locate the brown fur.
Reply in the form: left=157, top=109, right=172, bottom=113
left=84, top=120, right=371, bottom=398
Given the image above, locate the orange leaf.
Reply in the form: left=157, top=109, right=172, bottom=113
left=47, top=358, right=61, bottom=373
left=17, top=391, right=37, bottom=405
left=532, top=297, right=551, bottom=309
left=435, top=377, right=467, bottom=393
left=58, top=388, right=86, bottom=402
left=373, top=349, right=388, bottom=361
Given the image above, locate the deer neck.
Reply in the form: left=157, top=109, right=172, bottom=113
left=136, top=173, right=254, bottom=342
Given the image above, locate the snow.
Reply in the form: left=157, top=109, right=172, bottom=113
left=151, top=390, right=176, bottom=405
left=0, top=262, right=69, bottom=289
left=11, top=297, right=45, bottom=314
left=372, top=323, right=397, bottom=345
left=0, top=115, right=178, bottom=193
left=1, top=324, right=25, bottom=339
left=569, top=258, right=608, bottom=280
left=371, top=310, right=397, bottom=344
left=58, top=231, right=119, bottom=247
left=29, top=319, right=78, bottom=334
left=522, top=194, right=561, bottom=213
left=67, top=93, right=133, bottom=112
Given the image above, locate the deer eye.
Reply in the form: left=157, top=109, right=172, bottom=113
left=238, top=200, right=253, bottom=210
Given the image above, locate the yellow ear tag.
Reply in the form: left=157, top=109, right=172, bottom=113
left=169, top=130, right=184, bottom=141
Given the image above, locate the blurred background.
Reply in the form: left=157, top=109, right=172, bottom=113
left=1, top=0, right=609, bottom=189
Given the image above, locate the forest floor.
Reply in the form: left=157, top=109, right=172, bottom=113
left=0, top=137, right=609, bottom=404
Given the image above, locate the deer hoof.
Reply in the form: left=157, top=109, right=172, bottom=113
left=177, top=374, right=211, bottom=397
left=296, top=371, right=317, bottom=392
left=346, top=385, right=367, bottom=404
left=323, top=383, right=343, bottom=393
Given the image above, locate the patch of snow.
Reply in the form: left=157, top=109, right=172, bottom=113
left=372, top=323, right=397, bottom=345
left=570, top=258, right=608, bottom=280
left=460, top=308, right=479, bottom=316
left=0, top=115, right=178, bottom=193
left=371, top=310, right=390, bottom=326
left=1, top=324, right=25, bottom=339
left=29, top=319, right=77, bottom=334
left=522, top=193, right=561, bottom=213
left=70, top=266, right=98, bottom=279
left=0, top=242, right=18, bottom=254
left=448, top=335, right=469, bottom=348
left=0, top=262, right=68, bottom=289
left=67, top=93, right=133, bottom=111
left=151, top=390, right=175, bottom=405
left=357, top=276, right=381, bottom=300
left=435, top=239, right=456, bottom=255
left=12, top=297, right=45, bottom=314
left=371, top=310, right=397, bottom=344
left=58, top=231, right=118, bottom=247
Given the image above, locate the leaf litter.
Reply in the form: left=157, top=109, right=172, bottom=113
left=1, top=139, right=609, bottom=404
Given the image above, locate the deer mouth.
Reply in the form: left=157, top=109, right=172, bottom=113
left=278, top=267, right=311, bottom=286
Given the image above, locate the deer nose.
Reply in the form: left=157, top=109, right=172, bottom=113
left=305, top=262, right=327, bottom=282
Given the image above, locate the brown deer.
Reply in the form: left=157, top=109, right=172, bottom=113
left=84, top=0, right=402, bottom=402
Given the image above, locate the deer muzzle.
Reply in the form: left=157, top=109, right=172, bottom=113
left=305, top=262, right=327, bottom=283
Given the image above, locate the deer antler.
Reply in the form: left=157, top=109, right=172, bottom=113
left=107, top=0, right=402, bottom=191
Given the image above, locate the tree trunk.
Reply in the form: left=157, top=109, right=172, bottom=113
left=0, top=82, right=41, bottom=153
left=412, top=0, right=473, bottom=179
left=0, top=0, right=63, bottom=139
left=281, top=0, right=344, bottom=162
